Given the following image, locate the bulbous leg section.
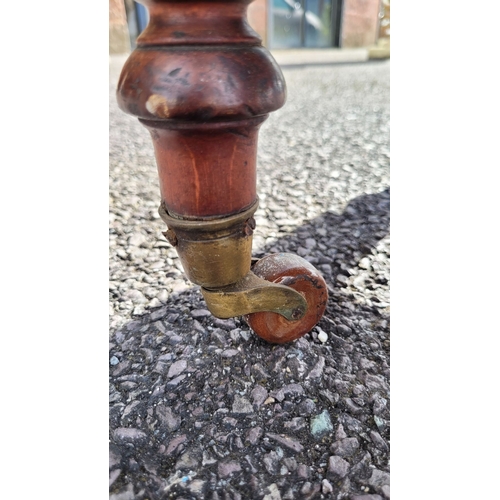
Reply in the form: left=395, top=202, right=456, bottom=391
left=245, top=253, right=328, bottom=344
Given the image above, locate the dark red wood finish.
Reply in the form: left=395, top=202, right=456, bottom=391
left=117, top=0, right=286, bottom=219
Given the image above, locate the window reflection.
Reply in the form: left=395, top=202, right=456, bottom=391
left=272, top=0, right=334, bottom=49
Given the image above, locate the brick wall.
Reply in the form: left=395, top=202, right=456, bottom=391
left=341, top=0, right=380, bottom=48
left=247, top=0, right=268, bottom=46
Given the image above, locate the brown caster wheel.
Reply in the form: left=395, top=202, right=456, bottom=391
left=245, top=253, right=328, bottom=344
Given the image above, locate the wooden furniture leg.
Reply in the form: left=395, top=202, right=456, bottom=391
left=116, top=0, right=328, bottom=343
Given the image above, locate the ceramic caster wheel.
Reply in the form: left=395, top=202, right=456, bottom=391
left=245, top=253, right=328, bottom=344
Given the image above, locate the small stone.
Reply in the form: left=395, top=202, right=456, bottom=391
left=344, top=397, right=364, bottom=414
left=349, top=451, right=373, bottom=479
left=167, top=359, right=187, bottom=378
left=232, top=395, right=253, bottom=414
left=300, top=482, right=313, bottom=495
left=202, top=450, right=217, bottom=465
left=125, top=289, right=147, bottom=304
left=319, top=264, right=332, bottom=275
left=284, top=417, right=307, bottom=432
left=336, top=324, right=353, bottom=336
left=297, top=247, right=311, bottom=257
left=109, top=469, right=121, bottom=487
left=168, top=335, right=183, bottom=345
left=109, top=449, right=121, bottom=469
left=133, top=305, right=145, bottom=315
left=153, top=360, right=169, bottom=375
left=363, top=374, right=389, bottom=393
left=168, top=279, right=188, bottom=292
left=239, top=330, right=251, bottom=341
left=270, top=384, right=304, bottom=402
left=233, top=436, right=245, bottom=450
left=336, top=274, right=349, bottom=285
left=318, top=391, right=337, bottom=407
left=191, top=309, right=211, bottom=318
left=110, top=356, right=120, bottom=366
left=247, top=426, right=263, bottom=445
left=113, top=428, right=147, bottom=445
left=331, top=437, right=360, bottom=457
left=252, top=362, right=271, bottom=379
left=342, top=414, right=364, bottom=434
left=167, top=374, right=186, bottom=387
left=218, top=460, right=241, bottom=478
left=359, top=257, right=371, bottom=269
left=166, top=435, right=187, bottom=455
left=156, top=405, right=181, bottom=431
left=263, top=483, right=282, bottom=500
left=266, top=433, right=304, bottom=453
left=175, top=449, right=200, bottom=470
left=327, top=455, right=350, bottom=479
left=221, top=349, right=239, bottom=358
left=121, top=400, right=140, bottom=423
left=222, top=417, right=238, bottom=428
left=317, top=329, right=328, bottom=343
left=305, top=238, right=317, bottom=249
left=148, top=298, right=162, bottom=308
left=153, top=321, right=167, bottom=334
left=191, top=320, right=205, bottom=333
left=321, top=479, right=333, bottom=494
left=251, top=385, right=268, bottom=407
left=112, top=360, right=131, bottom=377
left=308, top=357, right=325, bottom=378
left=368, top=468, right=390, bottom=491
left=128, top=233, right=147, bottom=247
left=149, top=260, right=164, bottom=270
left=276, top=218, right=299, bottom=227
left=298, top=398, right=316, bottom=415
left=349, top=495, right=383, bottom=500
left=373, top=415, right=386, bottom=431
left=296, top=464, right=310, bottom=479
left=109, top=486, right=135, bottom=500
left=373, top=397, right=388, bottom=415
left=126, top=320, right=142, bottom=332
left=369, top=431, right=389, bottom=451
left=263, top=450, right=282, bottom=474
left=186, top=479, right=206, bottom=495
left=150, top=307, right=168, bottom=321
left=214, top=318, right=237, bottom=330
left=311, top=410, right=333, bottom=438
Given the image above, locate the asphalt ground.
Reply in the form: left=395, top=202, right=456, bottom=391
left=109, top=54, right=390, bottom=500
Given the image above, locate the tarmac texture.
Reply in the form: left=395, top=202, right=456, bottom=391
left=109, top=54, right=390, bottom=500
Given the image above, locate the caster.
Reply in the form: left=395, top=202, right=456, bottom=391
left=245, top=253, right=328, bottom=344
left=116, top=0, right=329, bottom=345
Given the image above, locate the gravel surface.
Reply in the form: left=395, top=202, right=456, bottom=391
left=109, top=55, right=390, bottom=500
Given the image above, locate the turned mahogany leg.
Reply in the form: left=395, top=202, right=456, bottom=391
left=116, top=0, right=328, bottom=343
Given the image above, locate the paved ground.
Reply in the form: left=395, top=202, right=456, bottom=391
left=109, top=54, right=390, bottom=500
left=270, top=48, right=370, bottom=67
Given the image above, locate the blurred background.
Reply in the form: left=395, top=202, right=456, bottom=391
left=109, top=0, right=390, bottom=58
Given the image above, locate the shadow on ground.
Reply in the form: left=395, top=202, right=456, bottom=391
left=109, top=188, right=390, bottom=500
